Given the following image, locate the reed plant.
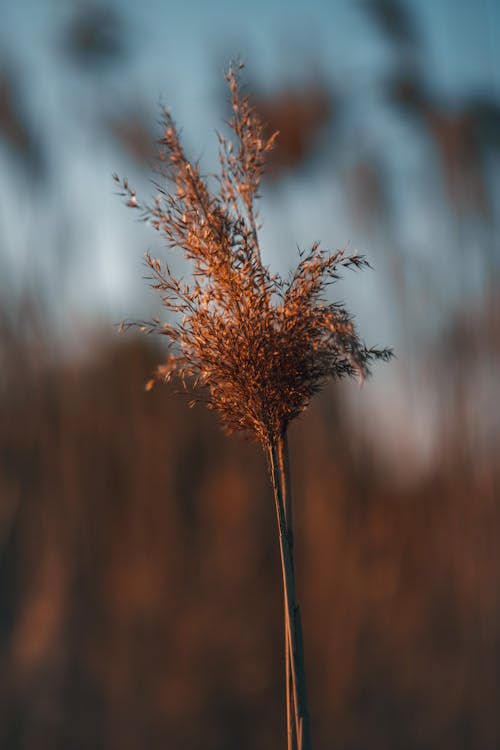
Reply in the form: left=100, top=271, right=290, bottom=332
left=116, top=62, right=392, bottom=750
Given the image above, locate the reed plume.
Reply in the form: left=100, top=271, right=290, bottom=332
left=116, top=62, right=392, bottom=750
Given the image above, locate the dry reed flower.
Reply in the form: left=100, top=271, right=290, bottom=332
left=117, top=63, right=391, bottom=446
left=116, top=61, right=392, bottom=750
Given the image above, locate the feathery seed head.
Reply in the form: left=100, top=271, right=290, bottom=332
left=118, top=63, right=392, bottom=444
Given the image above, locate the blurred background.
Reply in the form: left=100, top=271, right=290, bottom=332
left=1, top=0, right=500, bottom=747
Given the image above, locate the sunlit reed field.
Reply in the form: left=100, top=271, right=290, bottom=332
left=1, top=327, right=499, bottom=749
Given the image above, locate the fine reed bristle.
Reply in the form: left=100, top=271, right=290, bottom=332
left=117, top=62, right=392, bottom=444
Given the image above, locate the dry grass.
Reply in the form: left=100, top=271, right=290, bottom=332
left=116, top=63, right=391, bottom=445
left=114, top=62, right=393, bottom=750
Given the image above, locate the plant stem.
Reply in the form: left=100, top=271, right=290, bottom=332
left=268, top=433, right=311, bottom=750
left=278, top=433, right=296, bottom=750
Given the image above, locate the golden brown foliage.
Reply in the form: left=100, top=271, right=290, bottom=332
left=116, top=64, right=391, bottom=443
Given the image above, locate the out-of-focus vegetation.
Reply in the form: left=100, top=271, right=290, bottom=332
left=1, top=327, right=499, bottom=749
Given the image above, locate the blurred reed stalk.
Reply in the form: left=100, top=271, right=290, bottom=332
left=117, top=62, right=392, bottom=750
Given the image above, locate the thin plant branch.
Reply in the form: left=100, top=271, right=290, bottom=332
left=278, top=431, right=297, bottom=750
left=268, top=435, right=310, bottom=749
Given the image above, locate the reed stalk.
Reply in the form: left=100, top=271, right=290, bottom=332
left=118, top=60, right=392, bottom=749
left=280, top=432, right=296, bottom=750
left=268, top=432, right=310, bottom=750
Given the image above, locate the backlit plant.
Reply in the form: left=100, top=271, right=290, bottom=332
left=116, top=62, right=392, bottom=750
